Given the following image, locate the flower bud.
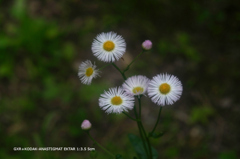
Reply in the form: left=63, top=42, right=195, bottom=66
left=142, top=40, right=152, bottom=50
left=81, top=119, right=92, bottom=130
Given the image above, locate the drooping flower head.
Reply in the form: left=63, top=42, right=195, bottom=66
left=81, top=119, right=92, bottom=130
left=148, top=73, right=183, bottom=106
left=91, top=32, right=126, bottom=62
left=78, top=60, right=100, bottom=85
left=122, top=75, right=149, bottom=96
left=99, top=87, right=134, bottom=114
left=142, top=40, right=152, bottom=50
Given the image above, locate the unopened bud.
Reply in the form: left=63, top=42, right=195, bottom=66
left=81, top=119, right=92, bottom=130
left=142, top=40, right=152, bottom=50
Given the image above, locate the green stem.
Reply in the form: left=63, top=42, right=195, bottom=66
left=111, top=63, right=127, bottom=80
left=140, top=122, right=152, bottom=159
left=112, top=61, right=151, bottom=158
left=133, top=105, right=149, bottom=157
left=150, top=106, right=163, bottom=135
left=123, top=112, right=139, bottom=121
left=123, top=50, right=145, bottom=73
left=137, top=96, right=142, bottom=119
left=99, top=63, right=112, bottom=71
left=86, top=132, right=115, bottom=158
left=137, top=98, right=153, bottom=159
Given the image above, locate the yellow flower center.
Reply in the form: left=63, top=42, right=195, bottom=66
left=159, top=83, right=171, bottom=94
left=85, top=67, right=93, bottom=77
left=103, top=41, right=115, bottom=51
left=111, top=96, right=123, bottom=105
left=133, top=87, right=144, bottom=94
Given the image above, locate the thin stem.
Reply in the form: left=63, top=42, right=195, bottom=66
left=137, top=98, right=153, bottom=159
left=111, top=63, right=127, bottom=80
left=123, top=112, right=139, bottom=121
left=86, top=132, right=115, bottom=158
left=111, top=61, right=151, bottom=157
left=99, top=63, right=112, bottom=71
left=133, top=105, right=149, bottom=157
left=139, top=122, right=152, bottom=159
left=137, top=96, right=142, bottom=119
left=150, top=106, right=163, bottom=135
left=123, top=50, right=145, bottom=73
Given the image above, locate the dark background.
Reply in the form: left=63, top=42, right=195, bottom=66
left=0, top=0, right=240, bottom=158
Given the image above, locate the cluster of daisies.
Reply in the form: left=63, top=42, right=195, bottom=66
left=78, top=31, right=183, bottom=114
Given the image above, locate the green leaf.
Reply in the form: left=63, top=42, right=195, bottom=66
left=149, top=132, right=164, bottom=138
left=150, top=147, right=158, bottom=159
left=190, top=106, right=215, bottom=124
left=128, top=134, right=158, bottom=159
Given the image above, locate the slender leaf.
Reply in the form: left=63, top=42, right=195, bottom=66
left=149, top=132, right=164, bottom=138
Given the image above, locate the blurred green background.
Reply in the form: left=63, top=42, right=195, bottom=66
left=1, top=0, right=240, bottom=158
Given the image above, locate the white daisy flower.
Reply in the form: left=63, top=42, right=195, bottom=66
left=122, top=75, right=149, bottom=96
left=148, top=73, right=183, bottom=106
left=99, top=87, right=135, bottom=114
left=91, top=32, right=126, bottom=62
left=78, top=60, right=100, bottom=85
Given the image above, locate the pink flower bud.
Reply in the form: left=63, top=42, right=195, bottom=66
left=81, top=120, right=92, bottom=130
left=142, top=40, right=152, bottom=50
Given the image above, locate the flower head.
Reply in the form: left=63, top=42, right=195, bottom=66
left=142, top=40, right=152, bottom=50
left=91, top=32, right=126, bottom=62
left=78, top=60, right=100, bottom=85
left=81, top=119, right=92, bottom=130
left=99, top=87, right=134, bottom=114
left=122, top=75, right=149, bottom=96
left=148, top=73, right=183, bottom=106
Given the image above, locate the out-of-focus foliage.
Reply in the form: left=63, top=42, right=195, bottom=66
left=0, top=0, right=240, bottom=158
